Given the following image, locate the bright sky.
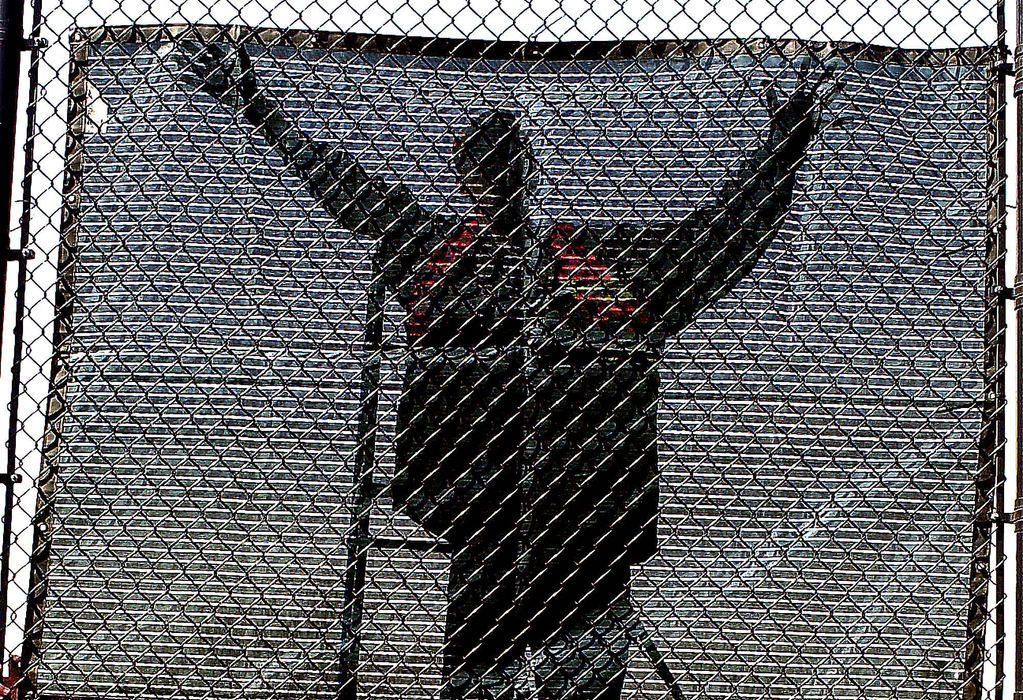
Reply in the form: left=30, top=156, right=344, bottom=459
left=50, top=0, right=1000, bottom=47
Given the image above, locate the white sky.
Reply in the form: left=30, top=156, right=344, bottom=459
left=49, top=0, right=1001, bottom=46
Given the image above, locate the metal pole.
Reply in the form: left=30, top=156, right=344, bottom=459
left=1015, top=0, right=1023, bottom=694
left=0, top=0, right=26, bottom=669
left=337, top=268, right=386, bottom=700
left=960, top=19, right=1009, bottom=697
left=993, top=3, right=1010, bottom=696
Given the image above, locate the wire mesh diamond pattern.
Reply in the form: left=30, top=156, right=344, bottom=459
left=0, top=3, right=1007, bottom=700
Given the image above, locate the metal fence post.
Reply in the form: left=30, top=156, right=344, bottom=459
left=1015, top=1, right=1023, bottom=697
left=0, top=0, right=26, bottom=666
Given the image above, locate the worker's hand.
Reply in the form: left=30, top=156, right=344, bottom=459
left=172, top=40, right=257, bottom=110
left=763, top=62, right=845, bottom=144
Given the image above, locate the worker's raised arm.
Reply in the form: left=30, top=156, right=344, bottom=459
left=173, top=41, right=437, bottom=297
left=542, top=73, right=838, bottom=349
left=630, top=72, right=838, bottom=337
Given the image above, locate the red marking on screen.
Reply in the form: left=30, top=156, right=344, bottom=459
left=406, top=220, right=650, bottom=339
left=551, top=223, right=646, bottom=327
left=407, top=221, right=478, bottom=338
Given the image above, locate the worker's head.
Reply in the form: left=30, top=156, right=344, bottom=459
left=453, top=110, right=530, bottom=217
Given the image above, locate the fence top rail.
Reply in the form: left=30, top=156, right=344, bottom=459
left=69, top=23, right=1001, bottom=66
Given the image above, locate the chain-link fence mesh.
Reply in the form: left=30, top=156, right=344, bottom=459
left=0, top=2, right=1008, bottom=699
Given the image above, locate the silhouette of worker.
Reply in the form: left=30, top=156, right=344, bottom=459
left=178, top=41, right=832, bottom=700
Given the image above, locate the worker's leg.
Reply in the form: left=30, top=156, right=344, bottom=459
left=441, top=528, right=528, bottom=700
left=531, top=568, right=633, bottom=700
left=443, top=655, right=526, bottom=700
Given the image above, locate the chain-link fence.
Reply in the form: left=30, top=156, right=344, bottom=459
left=0, top=1, right=1009, bottom=699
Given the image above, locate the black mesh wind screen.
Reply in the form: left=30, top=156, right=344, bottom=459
left=0, top=11, right=1006, bottom=700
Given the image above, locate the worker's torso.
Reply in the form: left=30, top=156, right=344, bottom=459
left=391, top=216, right=661, bottom=564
